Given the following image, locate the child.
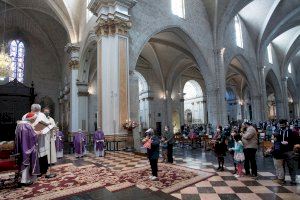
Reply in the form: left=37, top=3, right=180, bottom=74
left=229, top=133, right=245, bottom=178
left=161, top=136, right=168, bottom=163
left=228, top=130, right=237, bottom=174
left=267, top=132, right=284, bottom=184
left=213, top=126, right=227, bottom=171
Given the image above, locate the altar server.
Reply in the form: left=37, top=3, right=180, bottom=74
left=43, top=107, right=57, bottom=164
left=94, top=127, right=105, bottom=157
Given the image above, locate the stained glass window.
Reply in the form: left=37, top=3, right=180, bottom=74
left=9, top=40, right=25, bottom=82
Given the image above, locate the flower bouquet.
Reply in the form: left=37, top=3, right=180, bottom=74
left=122, top=120, right=139, bottom=131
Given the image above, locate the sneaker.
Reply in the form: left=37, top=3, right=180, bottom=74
left=234, top=174, right=241, bottom=178
left=149, top=176, right=153, bottom=179
left=150, top=176, right=158, bottom=181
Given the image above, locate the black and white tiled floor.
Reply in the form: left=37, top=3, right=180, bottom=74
left=65, top=147, right=300, bottom=200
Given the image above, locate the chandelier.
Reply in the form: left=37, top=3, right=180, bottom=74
left=0, top=2, right=12, bottom=80
left=0, top=44, right=12, bottom=80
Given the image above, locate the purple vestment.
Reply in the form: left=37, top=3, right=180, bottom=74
left=15, top=122, right=40, bottom=175
left=73, top=132, right=86, bottom=155
left=94, top=130, right=105, bottom=151
left=55, top=131, right=64, bottom=152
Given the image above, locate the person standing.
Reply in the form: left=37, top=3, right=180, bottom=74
left=143, top=128, right=160, bottom=181
left=212, top=125, right=227, bottom=171
left=55, top=129, right=64, bottom=158
left=94, top=127, right=105, bottom=157
left=242, top=122, right=258, bottom=177
left=279, top=119, right=299, bottom=185
left=43, top=107, right=57, bottom=165
left=163, top=126, right=174, bottom=163
left=73, top=130, right=87, bottom=158
left=23, top=104, right=50, bottom=175
left=15, top=112, right=41, bottom=186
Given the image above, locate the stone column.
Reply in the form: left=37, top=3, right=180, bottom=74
left=212, top=48, right=227, bottom=125
left=251, top=95, right=262, bottom=122
left=89, top=0, right=136, bottom=135
left=165, top=92, right=173, bottom=132
left=281, top=78, right=289, bottom=119
left=77, top=82, right=89, bottom=131
left=260, top=67, right=268, bottom=120
left=129, top=71, right=140, bottom=151
left=65, top=43, right=80, bottom=132
left=179, top=94, right=185, bottom=126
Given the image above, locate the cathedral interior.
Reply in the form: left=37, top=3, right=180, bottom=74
left=0, top=0, right=300, bottom=200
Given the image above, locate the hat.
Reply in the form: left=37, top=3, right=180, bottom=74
left=145, top=128, right=153, bottom=133
left=25, top=112, right=37, bottom=120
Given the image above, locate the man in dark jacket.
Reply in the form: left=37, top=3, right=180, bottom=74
left=279, top=119, right=299, bottom=185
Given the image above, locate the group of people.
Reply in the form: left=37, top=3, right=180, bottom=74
left=15, top=104, right=62, bottom=186
left=72, top=127, right=105, bottom=158
left=211, top=119, right=299, bottom=184
left=142, top=126, right=174, bottom=181
left=15, top=103, right=106, bottom=187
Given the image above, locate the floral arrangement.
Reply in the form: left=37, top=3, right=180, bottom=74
left=122, top=119, right=139, bottom=131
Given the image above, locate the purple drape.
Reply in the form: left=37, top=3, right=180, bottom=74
left=15, top=122, right=40, bottom=175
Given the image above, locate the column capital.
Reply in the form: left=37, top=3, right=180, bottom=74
left=77, top=82, right=89, bottom=96
left=90, top=0, right=136, bottom=36
left=65, top=43, right=80, bottom=69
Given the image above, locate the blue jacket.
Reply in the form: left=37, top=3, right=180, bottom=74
left=147, top=135, right=160, bottom=160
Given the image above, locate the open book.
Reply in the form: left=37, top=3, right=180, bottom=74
left=34, top=121, right=55, bottom=134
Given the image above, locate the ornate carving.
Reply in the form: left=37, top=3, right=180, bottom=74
left=90, top=0, right=136, bottom=36
left=65, top=43, right=80, bottom=69
left=95, top=16, right=132, bottom=36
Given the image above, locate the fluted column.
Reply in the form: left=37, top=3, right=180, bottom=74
left=281, top=78, right=289, bottom=119
left=89, top=0, right=136, bottom=135
left=212, top=48, right=227, bottom=125
left=65, top=43, right=80, bottom=132
left=77, top=82, right=89, bottom=131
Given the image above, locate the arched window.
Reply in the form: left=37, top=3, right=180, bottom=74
left=288, top=63, right=292, bottom=74
left=171, top=0, right=185, bottom=18
left=234, top=15, right=243, bottom=48
left=86, top=0, right=93, bottom=23
left=9, top=40, right=25, bottom=82
left=267, top=44, right=273, bottom=64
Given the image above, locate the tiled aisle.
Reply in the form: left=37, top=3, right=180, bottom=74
left=65, top=147, right=300, bottom=200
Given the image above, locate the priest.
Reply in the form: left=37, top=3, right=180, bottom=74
left=43, top=107, right=57, bottom=165
left=73, top=129, right=87, bottom=158
left=94, top=127, right=105, bottom=157
left=23, top=104, right=50, bottom=175
left=15, top=112, right=41, bottom=186
left=56, top=129, right=64, bottom=158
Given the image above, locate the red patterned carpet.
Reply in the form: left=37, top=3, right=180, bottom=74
left=0, top=161, right=213, bottom=200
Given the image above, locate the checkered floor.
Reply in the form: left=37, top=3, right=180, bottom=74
left=63, top=151, right=300, bottom=200
left=171, top=171, right=300, bottom=200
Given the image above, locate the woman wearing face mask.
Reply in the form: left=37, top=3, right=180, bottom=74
left=163, top=126, right=175, bottom=163
left=143, top=128, right=160, bottom=180
left=212, top=125, right=227, bottom=171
